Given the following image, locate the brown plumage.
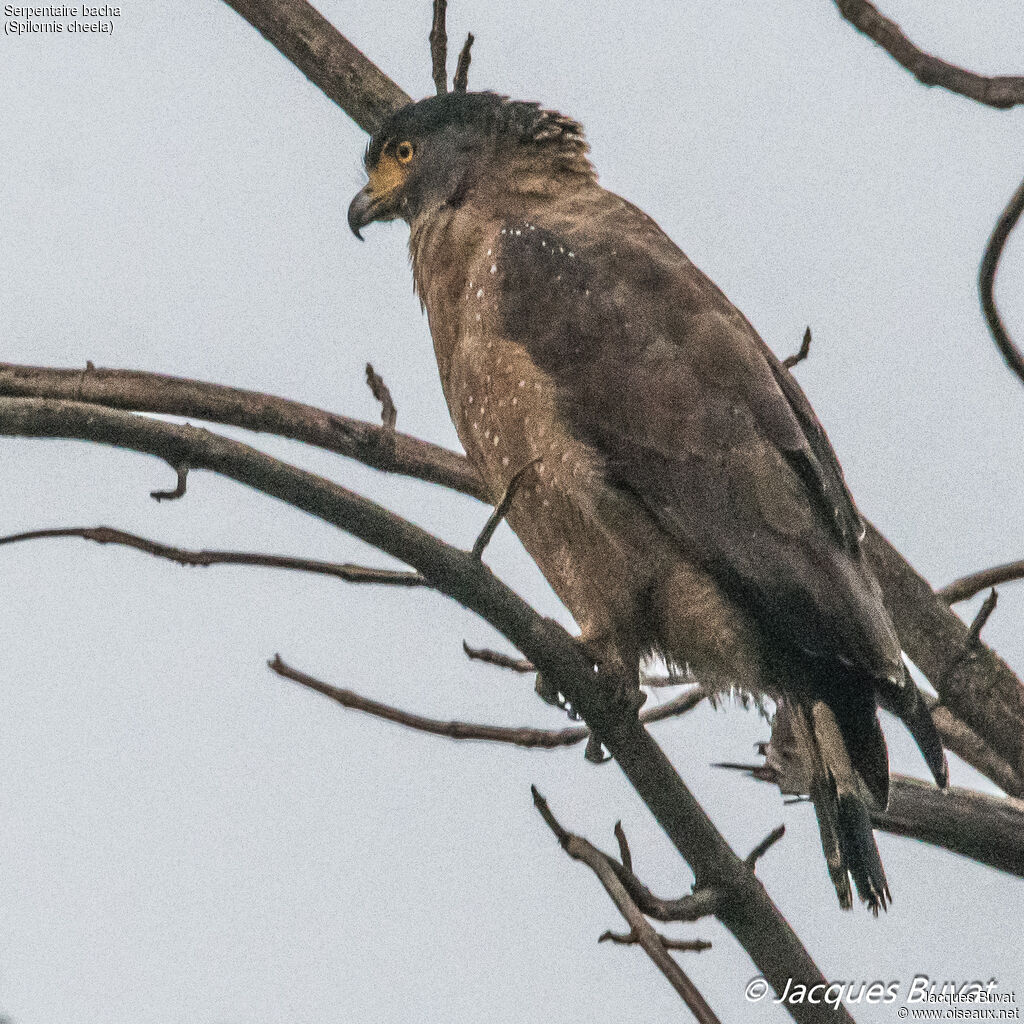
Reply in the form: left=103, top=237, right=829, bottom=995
left=348, top=91, right=948, bottom=911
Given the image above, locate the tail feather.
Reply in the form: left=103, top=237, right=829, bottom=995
left=877, top=671, right=949, bottom=789
left=793, top=701, right=890, bottom=913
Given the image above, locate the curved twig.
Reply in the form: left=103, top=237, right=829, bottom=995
left=532, top=788, right=722, bottom=1024
left=429, top=0, right=448, bottom=95
left=979, top=172, right=1024, bottom=389
left=940, top=559, right=1024, bottom=604
left=0, top=525, right=426, bottom=587
left=833, top=0, right=1024, bottom=109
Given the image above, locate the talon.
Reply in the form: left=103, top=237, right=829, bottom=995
left=535, top=672, right=565, bottom=708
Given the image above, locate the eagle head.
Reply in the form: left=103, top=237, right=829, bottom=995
left=348, top=91, right=591, bottom=238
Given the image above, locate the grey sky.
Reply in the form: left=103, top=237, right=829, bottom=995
left=2, top=1, right=1023, bottom=1021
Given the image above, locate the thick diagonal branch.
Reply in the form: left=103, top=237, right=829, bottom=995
left=0, top=394, right=852, bottom=1024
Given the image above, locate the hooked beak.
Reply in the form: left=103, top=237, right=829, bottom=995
left=347, top=183, right=388, bottom=240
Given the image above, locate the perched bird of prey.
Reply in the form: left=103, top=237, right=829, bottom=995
left=348, top=91, right=947, bottom=911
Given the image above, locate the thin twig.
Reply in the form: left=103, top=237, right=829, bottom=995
left=471, top=458, right=540, bottom=558
left=453, top=32, right=474, bottom=92
left=0, top=525, right=426, bottom=587
left=429, top=0, right=448, bottom=95
left=940, top=559, right=1024, bottom=604
left=274, top=654, right=704, bottom=750
left=979, top=171, right=1024, bottom=389
left=745, top=825, right=786, bottom=869
left=598, top=930, right=712, bottom=953
left=270, top=656, right=590, bottom=748
left=833, top=0, right=1024, bottom=109
left=462, top=642, right=534, bottom=672
left=150, top=463, right=189, bottom=502
left=365, top=363, right=397, bottom=431
left=966, top=589, right=999, bottom=648
left=783, top=327, right=812, bottom=369
left=614, top=821, right=633, bottom=874
left=532, top=788, right=722, bottom=1024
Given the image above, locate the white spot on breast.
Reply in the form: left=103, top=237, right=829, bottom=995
left=568, top=251, right=575, bottom=258
left=542, top=499, right=551, bottom=508
left=467, top=395, right=474, bottom=404
left=518, top=380, right=526, bottom=388
left=490, top=265, right=497, bottom=274
left=493, top=435, right=500, bottom=446
left=502, top=456, right=510, bottom=466
left=476, top=288, right=484, bottom=299
left=486, top=248, right=492, bottom=256
left=484, top=429, right=491, bottom=439
left=511, top=397, right=518, bottom=406
left=475, top=313, right=481, bottom=322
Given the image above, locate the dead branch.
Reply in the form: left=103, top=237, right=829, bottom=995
left=471, top=458, right=539, bottom=559
left=271, top=655, right=704, bottom=748
left=271, top=655, right=586, bottom=748
left=150, top=462, right=189, bottom=502
left=940, top=558, right=1024, bottom=604
left=532, top=788, right=722, bottom=1024
left=429, top=0, right=448, bottom=95
left=462, top=642, right=534, bottom=672
left=928, top=703, right=1024, bottom=800
left=783, top=327, right=812, bottom=369
left=8, top=362, right=1018, bottom=796
left=966, top=589, right=999, bottom=647
left=0, top=393, right=850, bottom=1022
left=833, top=0, right=1024, bottom=109
left=219, top=0, right=410, bottom=133
left=864, top=524, right=1024, bottom=792
left=979, top=171, right=1024, bottom=389
left=745, top=825, right=786, bottom=870
left=0, top=525, right=426, bottom=588
left=365, top=363, right=397, bottom=430
left=0, top=363, right=486, bottom=501
left=453, top=33, right=474, bottom=93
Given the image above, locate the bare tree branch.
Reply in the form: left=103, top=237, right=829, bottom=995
left=532, top=788, right=722, bottom=1024
left=429, top=0, right=449, bottom=95
left=271, top=655, right=704, bottom=748
left=0, top=525, right=426, bottom=588
left=783, top=327, right=812, bottom=369
left=4, top=365, right=1022, bottom=798
left=745, top=825, right=786, bottom=870
left=462, top=642, right=534, bottom=672
left=979, top=171, right=1024, bottom=388
left=219, top=0, right=410, bottom=132
left=271, top=655, right=588, bottom=748
left=365, top=363, right=397, bottom=431
left=940, top=558, right=1024, bottom=604
left=471, top=458, right=539, bottom=559
left=453, top=32, right=474, bottom=93
left=0, top=363, right=487, bottom=501
left=149, top=462, right=189, bottom=502
left=928, top=702, right=1024, bottom=800
left=833, top=0, right=1024, bottom=109
left=864, top=524, right=1024, bottom=792
left=0, top=393, right=852, bottom=1023
left=965, top=588, right=999, bottom=647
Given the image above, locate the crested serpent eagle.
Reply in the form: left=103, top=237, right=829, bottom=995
left=348, top=91, right=948, bottom=912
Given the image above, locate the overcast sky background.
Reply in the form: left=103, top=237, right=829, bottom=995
left=2, top=1, right=1023, bottom=1022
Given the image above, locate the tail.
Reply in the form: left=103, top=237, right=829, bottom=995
left=877, top=668, right=949, bottom=789
left=791, top=701, right=890, bottom=913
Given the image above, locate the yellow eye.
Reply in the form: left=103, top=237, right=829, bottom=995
left=395, top=141, right=415, bottom=164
